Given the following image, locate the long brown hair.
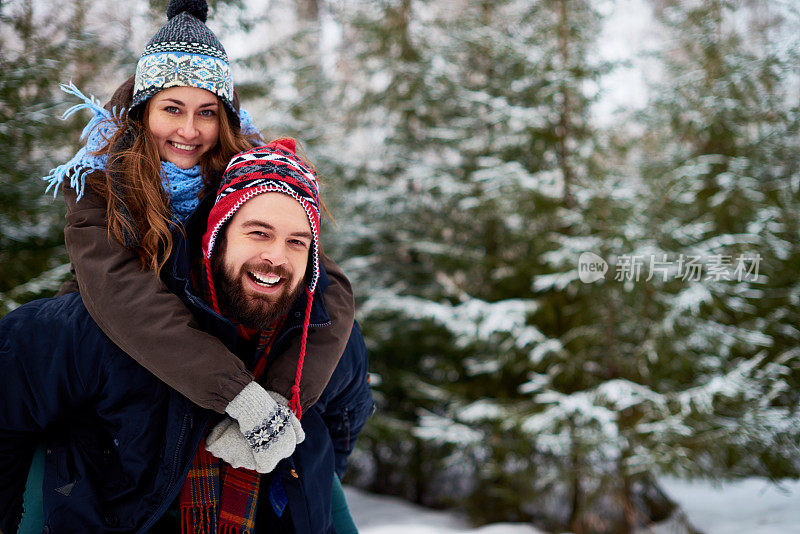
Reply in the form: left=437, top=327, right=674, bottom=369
left=88, top=78, right=260, bottom=275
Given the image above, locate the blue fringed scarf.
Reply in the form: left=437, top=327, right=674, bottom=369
left=162, top=162, right=204, bottom=221
left=44, top=82, right=261, bottom=222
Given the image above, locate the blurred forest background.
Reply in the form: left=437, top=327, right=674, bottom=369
left=1, top=0, right=799, bottom=532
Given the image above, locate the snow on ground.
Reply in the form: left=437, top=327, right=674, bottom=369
left=344, top=485, right=544, bottom=534
left=660, top=477, right=800, bottom=534
left=346, top=477, right=800, bottom=533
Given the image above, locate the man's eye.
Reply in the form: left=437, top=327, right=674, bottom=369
left=289, top=239, right=309, bottom=248
left=249, top=231, right=268, bottom=238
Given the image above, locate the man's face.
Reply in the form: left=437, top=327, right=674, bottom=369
left=212, top=193, right=312, bottom=330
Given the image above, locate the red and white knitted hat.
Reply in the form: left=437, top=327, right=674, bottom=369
left=202, top=138, right=321, bottom=417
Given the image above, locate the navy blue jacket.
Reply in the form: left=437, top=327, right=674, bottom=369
left=0, top=197, right=373, bottom=533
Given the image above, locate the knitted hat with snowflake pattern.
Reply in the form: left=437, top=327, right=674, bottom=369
left=202, top=139, right=321, bottom=418
left=132, top=0, right=236, bottom=123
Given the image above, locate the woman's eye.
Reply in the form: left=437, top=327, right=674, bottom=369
left=200, top=109, right=217, bottom=117
left=164, top=106, right=180, bottom=114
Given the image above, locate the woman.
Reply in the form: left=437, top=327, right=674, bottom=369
left=28, top=0, right=359, bottom=530
left=46, top=0, right=352, bottom=459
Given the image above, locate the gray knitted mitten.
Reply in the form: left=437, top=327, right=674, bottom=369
left=205, top=382, right=304, bottom=473
left=205, top=416, right=256, bottom=470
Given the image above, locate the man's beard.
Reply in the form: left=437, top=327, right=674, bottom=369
left=211, top=255, right=306, bottom=331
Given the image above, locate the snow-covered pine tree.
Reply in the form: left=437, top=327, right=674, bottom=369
left=0, top=0, right=134, bottom=315
left=421, top=0, right=625, bottom=528
left=445, top=1, right=681, bottom=531
left=629, top=0, right=800, bottom=484
left=225, top=0, right=334, bottom=142
left=328, top=0, right=799, bottom=530
left=322, top=1, right=669, bottom=530
left=320, top=0, right=476, bottom=505
left=517, top=2, right=800, bottom=531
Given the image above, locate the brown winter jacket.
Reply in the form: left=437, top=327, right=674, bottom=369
left=58, top=179, right=354, bottom=414
left=55, top=80, right=355, bottom=413
left=55, top=80, right=354, bottom=414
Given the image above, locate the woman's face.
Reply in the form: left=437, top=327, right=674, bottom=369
left=148, top=86, right=220, bottom=169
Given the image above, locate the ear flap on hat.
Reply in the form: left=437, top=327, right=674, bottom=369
left=270, top=137, right=297, bottom=154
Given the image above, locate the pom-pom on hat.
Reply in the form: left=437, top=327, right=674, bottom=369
left=202, top=139, right=322, bottom=418
left=132, top=0, right=236, bottom=122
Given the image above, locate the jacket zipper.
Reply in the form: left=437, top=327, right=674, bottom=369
left=274, top=319, right=331, bottom=348
left=166, top=413, right=190, bottom=490
left=136, top=412, right=192, bottom=533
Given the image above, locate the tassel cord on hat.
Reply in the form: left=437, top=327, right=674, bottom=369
left=290, top=287, right=314, bottom=420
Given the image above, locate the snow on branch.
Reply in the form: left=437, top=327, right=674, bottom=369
left=413, top=409, right=483, bottom=445
left=676, top=351, right=771, bottom=415
left=1, top=262, right=72, bottom=312
left=360, top=291, right=543, bottom=349
left=459, top=399, right=505, bottom=424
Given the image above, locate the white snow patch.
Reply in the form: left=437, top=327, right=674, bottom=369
left=528, top=339, right=563, bottom=365
left=345, top=485, right=544, bottom=534
left=659, top=477, right=800, bottom=534
left=460, top=400, right=505, bottom=423
left=345, top=478, right=800, bottom=534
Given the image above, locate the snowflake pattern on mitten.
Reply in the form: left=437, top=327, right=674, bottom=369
left=244, top=405, right=291, bottom=453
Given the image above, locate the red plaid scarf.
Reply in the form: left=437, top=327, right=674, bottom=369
left=179, top=319, right=285, bottom=534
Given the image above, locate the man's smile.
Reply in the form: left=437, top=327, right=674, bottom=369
left=248, top=271, right=282, bottom=288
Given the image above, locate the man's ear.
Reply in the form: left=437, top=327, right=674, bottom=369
left=212, top=223, right=229, bottom=264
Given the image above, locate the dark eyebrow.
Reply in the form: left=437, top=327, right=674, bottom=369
left=241, top=220, right=312, bottom=240
left=161, top=98, right=218, bottom=108
left=241, top=221, right=274, bottom=231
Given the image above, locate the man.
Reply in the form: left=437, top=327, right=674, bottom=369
left=0, top=140, right=372, bottom=533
